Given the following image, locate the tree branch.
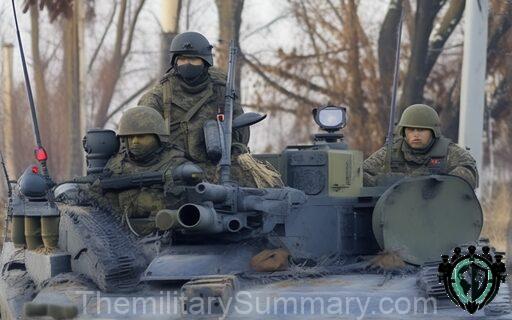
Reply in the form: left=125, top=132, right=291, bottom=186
left=241, top=103, right=296, bottom=114
left=88, top=1, right=118, bottom=73
left=284, top=47, right=348, bottom=60
left=104, top=78, right=156, bottom=123
left=298, top=0, right=331, bottom=88
left=121, top=0, right=146, bottom=62
left=378, top=0, right=403, bottom=109
left=245, top=53, right=337, bottom=97
left=113, top=0, right=127, bottom=59
left=241, top=12, right=290, bottom=41
left=487, top=1, right=512, bottom=70
left=242, top=53, right=319, bottom=108
left=425, top=0, right=465, bottom=76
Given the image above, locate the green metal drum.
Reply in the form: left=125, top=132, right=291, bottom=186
left=372, top=175, right=482, bottom=265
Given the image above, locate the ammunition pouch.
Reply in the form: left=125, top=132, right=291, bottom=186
left=203, top=120, right=222, bottom=162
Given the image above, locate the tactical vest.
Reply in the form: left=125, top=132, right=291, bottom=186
left=159, top=68, right=227, bottom=163
left=390, top=137, right=451, bottom=174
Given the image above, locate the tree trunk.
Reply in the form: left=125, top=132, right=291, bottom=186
left=378, top=0, right=403, bottom=110
left=92, top=0, right=146, bottom=128
left=346, top=0, right=370, bottom=153
left=160, top=0, right=182, bottom=74
left=62, top=7, right=84, bottom=178
left=215, top=0, right=244, bottom=96
left=30, top=6, right=52, bottom=171
left=1, top=44, right=16, bottom=179
left=399, top=0, right=443, bottom=112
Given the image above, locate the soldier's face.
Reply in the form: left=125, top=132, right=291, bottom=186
left=176, top=56, right=204, bottom=66
left=404, top=127, right=433, bottom=149
left=127, top=134, right=160, bottom=156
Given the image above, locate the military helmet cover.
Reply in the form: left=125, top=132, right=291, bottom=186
left=397, top=104, right=441, bottom=138
left=169, top=31, right=214, bottom=66
left=118, top=106, right=169, bottom=142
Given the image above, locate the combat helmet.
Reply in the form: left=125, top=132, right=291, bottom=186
left=118, top=106, right=169, bottom=143
left=397, top=104, right=441, bottom=138
left=169, top=31, right=214, bottom=66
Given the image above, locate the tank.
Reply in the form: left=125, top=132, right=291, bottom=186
left=0, top=105, right=509, bottom=320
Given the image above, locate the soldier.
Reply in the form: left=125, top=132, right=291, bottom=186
left=138, top=31, right=282, bottom=188
left=97, top=107, right=191, bottom=235
left=363, top=104, right=478, bottom=188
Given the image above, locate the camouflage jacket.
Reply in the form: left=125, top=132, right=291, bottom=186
left=137, top=67, right=249, bottom=164
left=363, top=137, right=479, bottom=188
left=102, top=146, right=188, bottom=218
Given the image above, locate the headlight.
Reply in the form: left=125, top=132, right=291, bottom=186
left=313, top=105, right=347, bottom=132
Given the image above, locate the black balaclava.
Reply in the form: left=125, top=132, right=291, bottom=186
left=175, top=59, right=209, bottom=86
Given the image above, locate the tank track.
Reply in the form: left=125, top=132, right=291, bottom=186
left=417, top=239, right=511, bottom=314
left=59, top=205, right=146, bottom=292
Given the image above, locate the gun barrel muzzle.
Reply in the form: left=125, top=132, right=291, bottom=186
left=195, top=183, right=229, bottom=203
left=177, top=204, right=224, bottom=233
left=225, top=217, right=242, bottom=232
left=155, top=209, right=179, bottom=231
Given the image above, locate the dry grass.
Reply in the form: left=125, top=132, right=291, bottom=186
left=481, top=182, right=512, bottom=253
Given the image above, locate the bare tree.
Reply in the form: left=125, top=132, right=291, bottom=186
left=92, top=0, right=147, bottom=129
left=16, top=0, right=154, bottom=179
left=243, top=0, right=387, bottom=154
left=399, top=0, right=444, bottom=110
left=215, top=0, right=244, bottom=94
left=244, top=0, right=471, bottom=154
left=215, top=0, right=244, bottom=70
left=160, top=0, right=182, bottom=74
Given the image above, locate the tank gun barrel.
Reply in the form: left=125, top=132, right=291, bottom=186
left=185, top=182, right=307, bottom=235
left=157, top=205, right=243, bottom=234
left=177, top=204, right=226, bottom=233
left=194, top=182, right=230, bottom=203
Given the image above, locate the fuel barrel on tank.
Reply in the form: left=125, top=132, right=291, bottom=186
left=372, top=175, right=482, bottom=265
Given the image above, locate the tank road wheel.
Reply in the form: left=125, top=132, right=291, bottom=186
left=58, top=205, right=146, bottom=292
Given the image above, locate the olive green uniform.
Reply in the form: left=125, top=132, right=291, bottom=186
left=363, top=137, right=479, bottom=188
left=138, top=67, right=249, bottom=162
left=102, top=147, right=188, bottom=219
left=85, top=106, right=191, bottom=236
left=363, top=104, right=478, bottom=189
left=138, top=68, right=281, bottom=188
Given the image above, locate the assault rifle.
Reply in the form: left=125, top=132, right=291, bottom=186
left=218, top=40, right=238, bottom=185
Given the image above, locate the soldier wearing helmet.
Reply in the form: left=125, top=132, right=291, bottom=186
left=138, top=31, right=248, bottom=162
left=99, top=107, right=191, bottom=234
left=363, top=104, right=478, bottom=188
left=138, top=31, right=281, bottom=188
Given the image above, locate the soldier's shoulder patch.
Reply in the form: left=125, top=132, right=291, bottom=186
left=430, top=158, right=442, bottom=166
